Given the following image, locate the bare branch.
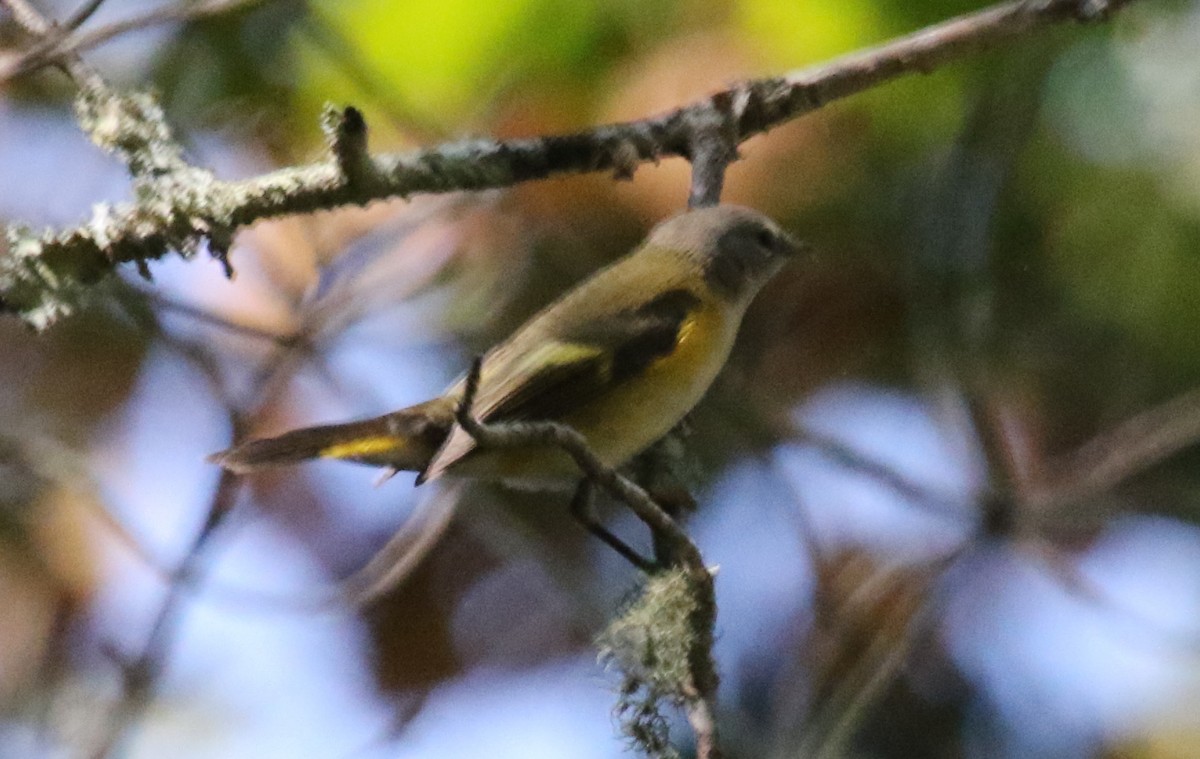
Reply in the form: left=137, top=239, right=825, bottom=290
left=799, top=551, right=961, bottom=759
left=686, top=91, right=737, bottom=209
left=0, top=0, right=268, bottom=82
left=85, top=290, right=342, bottom=757
left=1, top=0, right=105, bottom=89
left=1034, top=386, right=1200, bottom=508
left=91, top=467, right=243, bottom=759
left=2, top=0, right=55, bottom=35
left=0, top=0, right=1145, bottom=330
left=60, top=0, right=107, bottom=33
left=794, top=425, right=972, bottom=521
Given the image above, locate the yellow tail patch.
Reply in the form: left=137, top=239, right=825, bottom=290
left=320, top=436, right=404, bottom=461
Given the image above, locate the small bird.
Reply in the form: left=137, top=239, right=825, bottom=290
left=210, top=205, right=803, bottom=489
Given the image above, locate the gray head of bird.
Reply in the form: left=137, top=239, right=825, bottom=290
left=647, top=204, right=807, bottom=303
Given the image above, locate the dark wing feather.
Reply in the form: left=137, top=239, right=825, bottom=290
left=602, top=288, right=701, bottom=385
left=490, top=288, right=701, bottom=423
left=418, top=288, right=701, bottom=482
left=482, top=349, right=612, bottom=423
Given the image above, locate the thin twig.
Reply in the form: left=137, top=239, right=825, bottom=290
left=1034, top=386, right=1200, bottom=509
left=0, top=0, right=268, bottom=81
left=90, top=467, right=243, bottom=759
left=1, top=0, right=104, bottom=88
left=60, top=0, right=107, bottom=33
left=87, top=295, right=331, bottom=756
left=135, top=288, right=302, bottom=346
left=794, top=425, right=971, bottom=521
left=2, top=0, right=54, bottom=35
left=800, top=549, right=964, bottom=759
left=453, top=358, right=704, bottom=564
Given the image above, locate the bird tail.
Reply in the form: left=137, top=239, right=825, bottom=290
left=208, top=397, right=455, bottom=475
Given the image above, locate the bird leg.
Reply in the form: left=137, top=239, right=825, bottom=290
left=570, top=479, right=655, bottom=571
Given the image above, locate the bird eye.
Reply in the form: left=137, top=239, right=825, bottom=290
left=755, top=228, right=775, bottom=249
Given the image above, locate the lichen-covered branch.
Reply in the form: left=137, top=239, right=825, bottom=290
left=454, top=358, right=723, bottom=758
left=0, top=0, right=1143, bottom=330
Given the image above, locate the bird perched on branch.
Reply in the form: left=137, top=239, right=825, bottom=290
left=210, top=205, right=804, bottom=489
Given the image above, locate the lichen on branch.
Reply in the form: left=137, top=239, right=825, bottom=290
left=598, top=569, right=705, bottom=759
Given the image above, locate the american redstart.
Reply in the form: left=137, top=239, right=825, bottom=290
left=210, top=205, right=804, bottom=488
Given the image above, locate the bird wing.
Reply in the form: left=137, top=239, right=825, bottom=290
left=417, top=287, right=702, bottom=483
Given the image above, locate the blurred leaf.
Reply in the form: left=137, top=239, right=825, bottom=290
left=735, top=0, right=885, bottom=67
left=299, top=0, right=633, bottom=130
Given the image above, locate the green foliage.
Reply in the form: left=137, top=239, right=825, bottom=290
left=735, top=0, right=886, bottom=66
left=295, top=0, right=671, bottom=133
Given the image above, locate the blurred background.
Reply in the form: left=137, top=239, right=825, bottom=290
left=2, top=0, right=1200, bottom=757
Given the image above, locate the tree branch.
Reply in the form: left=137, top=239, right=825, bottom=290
left=0, top=0, right=1144, bottom=330
left=91, top=466, right=243, bottom=759
left=1, top=0, right=104, bottom=89
left=1033, top=386, right=1200, bottom=509
left=0, top=0, right=268, bottom=82
left=454, top=357, right=723, bottom=759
